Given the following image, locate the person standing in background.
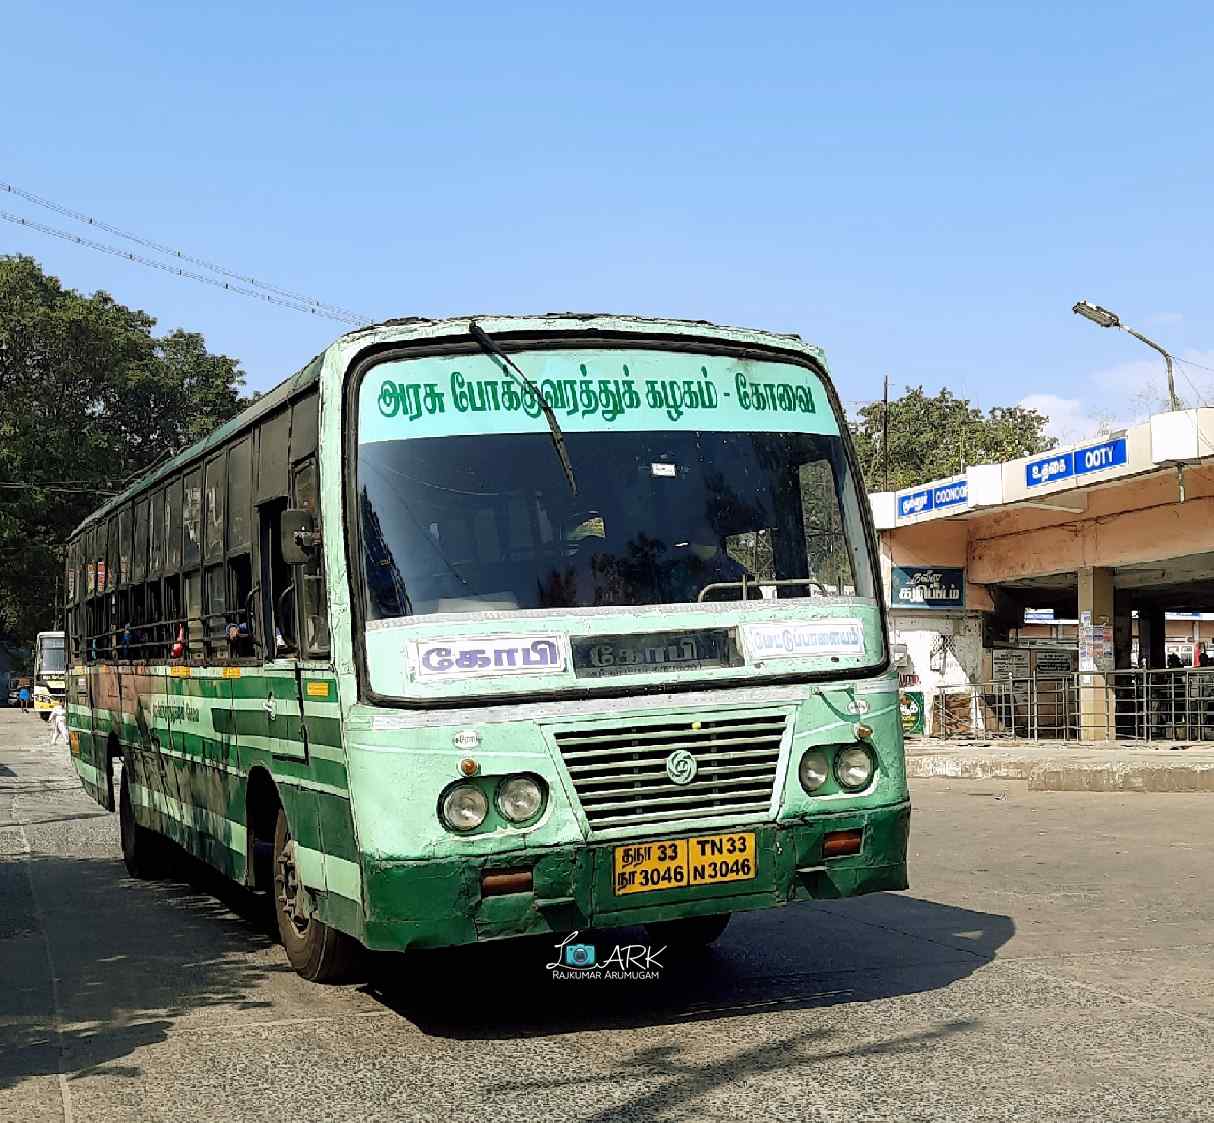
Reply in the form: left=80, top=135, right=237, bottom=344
left=49, top=702, right=68, bottom=746
left=18, top=684, right=30, bottom=713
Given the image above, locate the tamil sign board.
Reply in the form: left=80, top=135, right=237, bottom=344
left=992, top=648, right=1031, bottom=680
left=891, top=566, right=965, bottom=609
left=1025, top=436, right=1127, bottom=489
left=1034, top=649, right=1076, bottom=675
left=895, top=477, right=969, bottom=521
left=991, top=646, right=1074, bottom=678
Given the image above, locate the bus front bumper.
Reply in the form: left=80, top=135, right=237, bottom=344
left=360, top=800, right=910, bottom=953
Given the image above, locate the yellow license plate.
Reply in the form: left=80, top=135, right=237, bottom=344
left=612, top=832, right=756, bottom=896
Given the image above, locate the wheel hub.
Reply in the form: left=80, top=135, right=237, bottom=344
left=276, top=837, right=309, bottom=935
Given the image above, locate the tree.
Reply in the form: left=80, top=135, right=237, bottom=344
left=0, top=256, right=251, bottom=648
left=850, top=386, right=1055, bottom=492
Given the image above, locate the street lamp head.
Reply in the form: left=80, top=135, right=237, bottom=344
left=1073, top=300, right=1121, bottom=329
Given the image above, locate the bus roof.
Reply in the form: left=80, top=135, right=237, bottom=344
left=70, top=314, right=825, bottom=537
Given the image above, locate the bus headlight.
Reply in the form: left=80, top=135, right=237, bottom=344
left=497, top=775, right=545, bottom=823
left=835, top=746, right=875, bottom=791
left=441, top=783, right=489, bottom=831
left=798, top=750, right=831, bottom=793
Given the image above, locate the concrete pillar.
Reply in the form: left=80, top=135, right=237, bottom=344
left=1139, top=606, right=1166, bottom=669
left=1078, top=567, right=1115, bottom=742
left=1113, top=592, right=1133, bottom=670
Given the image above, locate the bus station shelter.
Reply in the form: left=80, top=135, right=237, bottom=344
left=869, top=408, right=1214, bottom=742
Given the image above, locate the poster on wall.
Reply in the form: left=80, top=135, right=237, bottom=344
left=891, top=566, right=965, bottom=610
left=1079, top=611, right=1114, bottom=673
left=899, top=690, right=925, bottom=735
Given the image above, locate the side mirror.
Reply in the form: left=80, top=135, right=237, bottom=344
left=281, top=509, right=321, bottom=566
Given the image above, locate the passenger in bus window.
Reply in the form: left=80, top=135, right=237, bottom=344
left=662, top=521, right=754, bottom=603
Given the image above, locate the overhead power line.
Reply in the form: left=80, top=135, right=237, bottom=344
left=1, top=209, right=367, bottom=326
left=2, top=180, right=371, bottom=323
left=0, top=483, right=117, bottom=496
left=1174, top=354, right=1214, bottom=377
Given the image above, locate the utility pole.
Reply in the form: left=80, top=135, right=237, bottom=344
left=882, top=374, right=890, bottom=492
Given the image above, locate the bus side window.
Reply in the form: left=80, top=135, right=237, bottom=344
left=260, top=501, right=295, bottom=657
left=130, top=499, right=148, bottom=658
left=148, top=486, right=165, bottom=658
left=106, top=515, right=119, bottom=659
left=227, top=438, right=254, bottom=659
left=256, top=408, right=293, bottom=659
left=183, top=469, right=203, bottom=655
left=202, top=453, right=227, bottom=657
left=291, top=459, right=330, bottom=659
left=165, top=476, right=184, bottom=657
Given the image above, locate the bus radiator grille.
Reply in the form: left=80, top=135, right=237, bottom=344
left=552, top=711, right=788, bottom=832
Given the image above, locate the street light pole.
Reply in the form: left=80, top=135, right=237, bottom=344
left=1121, top=325, right=1179, bottom=413
left=1072, top=300, right=1186, bottom=500
left=1072, top=301, right=1180, bottom=411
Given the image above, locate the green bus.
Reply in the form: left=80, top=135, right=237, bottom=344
left=64, top=314, right=909, bottom=982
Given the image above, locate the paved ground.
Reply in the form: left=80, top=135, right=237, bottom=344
left=1, top=709, right=1212, bottom=1122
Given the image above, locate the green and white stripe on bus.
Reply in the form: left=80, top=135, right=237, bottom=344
left=126, top=777, right=362, bottom=903
left=67, top=666, right=361, bottom=909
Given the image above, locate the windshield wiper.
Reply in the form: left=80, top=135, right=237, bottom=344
left=468, top=321, right=577, bottom=496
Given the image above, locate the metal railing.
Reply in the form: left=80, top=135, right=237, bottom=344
left=933, top=668, right=1214, bottom=743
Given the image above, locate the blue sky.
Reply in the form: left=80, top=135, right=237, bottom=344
left=4, top=1, right=1213, bottom=441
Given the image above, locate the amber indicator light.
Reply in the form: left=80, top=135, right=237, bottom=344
left=823, top=829, right=864, bottom=858
left=481, top=869, right=533, bottom=897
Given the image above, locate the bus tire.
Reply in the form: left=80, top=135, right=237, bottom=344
left=119, top=766, right=163, bottom=879
left=39, top=712, right=50, bottom=722
left=645, top=913, right=731, bottom=947
left=273, top=808, right=359, bottom=983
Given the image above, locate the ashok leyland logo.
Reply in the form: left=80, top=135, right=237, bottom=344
left=547, top=932, right=665, bottom=980
left=665, top=749, right=697, bottom=785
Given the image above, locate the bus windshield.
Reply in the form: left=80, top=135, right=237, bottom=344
left=37, top=635, right=66, bottom=675
left=356, top=346, right=876, bottom=619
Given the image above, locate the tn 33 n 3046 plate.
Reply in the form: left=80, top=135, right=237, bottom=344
left=612, top=831, right=756, bottom=896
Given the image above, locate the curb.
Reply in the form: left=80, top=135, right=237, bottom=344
left=906, top=750, right=1214, bottom=793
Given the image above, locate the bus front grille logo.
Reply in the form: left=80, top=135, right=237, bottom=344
left=665, top=749, right=698, bottom=785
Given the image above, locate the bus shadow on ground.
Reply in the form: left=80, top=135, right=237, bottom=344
left=363, top=892, right=1014, bottom=1039
left=0, top=846, right=279, bottom=1097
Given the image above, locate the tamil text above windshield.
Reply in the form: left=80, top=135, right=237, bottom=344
left=360, top=349, right=841, bottom=440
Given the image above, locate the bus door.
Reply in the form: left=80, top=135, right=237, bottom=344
left=258, top=496, right=308, bottom=763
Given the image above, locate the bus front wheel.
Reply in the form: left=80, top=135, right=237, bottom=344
left=273, top=808, right=359, bottom=983
left=646, top=913, right=732, bottom=948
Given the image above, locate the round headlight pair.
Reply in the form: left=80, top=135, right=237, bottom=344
left=798, top=745, right=876, bottom=794
left=440, top=775, right=546, bottom=832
